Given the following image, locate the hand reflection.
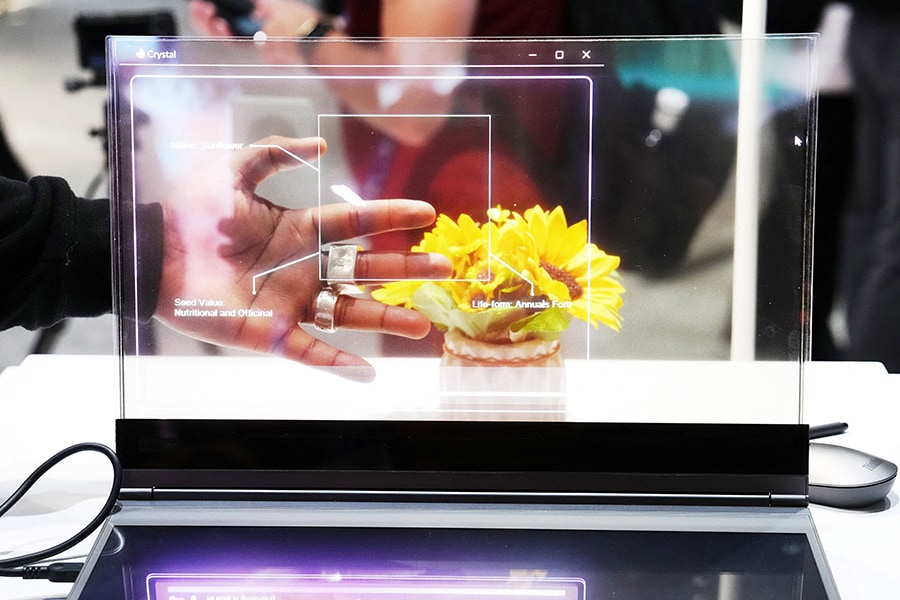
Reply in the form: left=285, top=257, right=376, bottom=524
left=154, top=135, right=451, bottom=380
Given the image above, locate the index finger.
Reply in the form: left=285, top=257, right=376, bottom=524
left=232, top=135, right=326, bottom=190
left=315, top=199, right=438, bottom=243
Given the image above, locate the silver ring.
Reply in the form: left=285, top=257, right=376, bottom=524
left=313, top=287, right=340, bottom=333
left=326, top=244, right=358, bottom=285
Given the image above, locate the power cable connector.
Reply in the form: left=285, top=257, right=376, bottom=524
left=20, top=562, right=83, bottom=583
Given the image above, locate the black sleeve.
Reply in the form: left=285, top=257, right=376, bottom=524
left=0, top=175, right=162, bottom=330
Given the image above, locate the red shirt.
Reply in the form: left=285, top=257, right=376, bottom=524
left=337, top=1, right=569, bottom=249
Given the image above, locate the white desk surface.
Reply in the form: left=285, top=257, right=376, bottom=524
left=1, top=355, right=898, bottom=599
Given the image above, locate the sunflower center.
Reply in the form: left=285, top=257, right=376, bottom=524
left=541, top=260, right=583, bottom=300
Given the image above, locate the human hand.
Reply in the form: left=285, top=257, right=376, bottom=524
left=188, top=0, right=315, bottom=63
left=187, top=0, right=237, bottom=36
left=154, top=135, right=451, bottom=381
left=253, top=0, right=318, bottom=37
left=188, top=0, right=316, bottom=37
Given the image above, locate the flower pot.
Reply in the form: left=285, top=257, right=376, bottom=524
left=441, top=328, right=562, bottom=367
left=438, top=329, right=566, bottom=420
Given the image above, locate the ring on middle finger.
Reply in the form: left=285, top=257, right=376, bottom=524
left=313, top=286, right=341, bottom=333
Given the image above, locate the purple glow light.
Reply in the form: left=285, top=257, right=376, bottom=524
left=149, top=573, right=584, bottom=600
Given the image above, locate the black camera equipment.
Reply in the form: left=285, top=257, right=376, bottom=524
left=66, top=11, right=177, bottom=91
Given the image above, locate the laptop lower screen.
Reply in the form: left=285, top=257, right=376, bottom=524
left=74, top=520, right=829, bottom=600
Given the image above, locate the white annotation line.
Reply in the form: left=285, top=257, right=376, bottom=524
left=248, top=143, right=320, bottom=172
left=488, top=253, right=536, bottom=296
left=252, top=251, right=319, bottom=295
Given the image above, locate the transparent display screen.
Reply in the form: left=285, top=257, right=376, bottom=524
left=107, top=36, right=817, bottom=423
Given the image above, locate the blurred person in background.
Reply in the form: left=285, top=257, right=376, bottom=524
left=840, top=0, right=900, bottom=371
left=190, top=1, right=574, bottom=358
left=189, top=0, right=570, bottom=252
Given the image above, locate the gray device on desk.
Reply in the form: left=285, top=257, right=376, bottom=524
left=67, top=34, right=840, bottom=600
left=809, top=442, right=898, bottom=508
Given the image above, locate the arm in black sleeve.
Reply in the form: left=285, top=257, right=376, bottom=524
left=0, top=175, right=162, bottom=330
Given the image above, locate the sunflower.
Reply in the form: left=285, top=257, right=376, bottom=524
left=372, top=204, right=623, bottom=341
left=512, top=205, right=624, bottom=331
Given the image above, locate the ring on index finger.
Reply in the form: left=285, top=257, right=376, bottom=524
left=326, top=244, right=358, bottom=286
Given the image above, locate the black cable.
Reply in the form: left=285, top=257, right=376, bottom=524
left=0, top=562, right=82, bottom=582
left=809, top=422, right=849, bottom=440
left=0, top=442, right=122, bottom=571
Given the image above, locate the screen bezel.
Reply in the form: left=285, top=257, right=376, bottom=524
left=116, top=419, right=809, bottom=503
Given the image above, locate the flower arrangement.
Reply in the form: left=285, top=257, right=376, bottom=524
left=372, top=204, right=624, bottom=349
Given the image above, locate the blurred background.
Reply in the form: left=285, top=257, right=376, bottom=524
left=4, top=1, right=895, bottom=373
left=0, top=2, right=746, bottom=371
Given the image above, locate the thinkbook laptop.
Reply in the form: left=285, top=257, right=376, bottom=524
left=69, top=34, right=835, bottom=598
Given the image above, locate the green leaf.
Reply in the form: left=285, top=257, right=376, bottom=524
left=510, top=307, right=572, bottom=341
left=408, top=283, right=457, bottom=330
left=409, top=284, right=530, bottom=341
